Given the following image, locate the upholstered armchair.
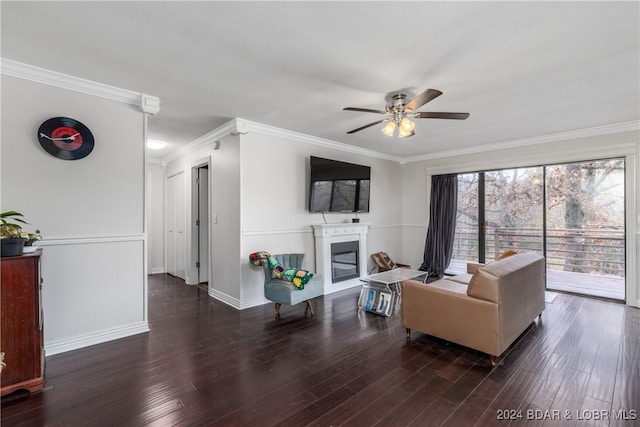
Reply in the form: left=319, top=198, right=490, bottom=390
left=261, top=253, right=324, bottom=318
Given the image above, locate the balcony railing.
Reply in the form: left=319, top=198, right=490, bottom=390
left=452, top=226, right=625, bottom=277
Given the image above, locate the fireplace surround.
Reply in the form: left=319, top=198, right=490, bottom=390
left=312, top=223, right=369, bottom=294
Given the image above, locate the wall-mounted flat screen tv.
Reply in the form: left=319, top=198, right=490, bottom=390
left=308, top=156, right=370, bottom=212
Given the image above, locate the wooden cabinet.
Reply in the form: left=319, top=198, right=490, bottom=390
left=1, top=250, right=44, bottom=396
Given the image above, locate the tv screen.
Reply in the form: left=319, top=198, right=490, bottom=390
left=308, top=156, right=370, bottom=212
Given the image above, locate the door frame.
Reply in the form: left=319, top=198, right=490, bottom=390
left=187, top=156, right=212, bottom=289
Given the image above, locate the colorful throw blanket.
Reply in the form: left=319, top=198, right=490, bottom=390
left=249, top=251, right=313, bottom=289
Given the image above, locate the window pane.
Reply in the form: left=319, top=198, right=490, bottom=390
left=484, top=167, right=544, bottom=262
left=451, top=173, right=479, bottom=273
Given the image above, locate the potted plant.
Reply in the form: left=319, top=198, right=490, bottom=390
left=1, top=211, right=41, bottom=256
left=24, top=230, right=42, bottom=246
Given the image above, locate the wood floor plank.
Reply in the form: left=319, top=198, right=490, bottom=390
left=1, top=273, right=639, bottom=426
left=473, top=368, right=539, bottom=427
left=374, top=374, right=453, bottom=426
left=305, top=347, right=432, bottom=426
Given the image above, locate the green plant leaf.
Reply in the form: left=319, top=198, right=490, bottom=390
left=0, top=211, right=28, bottom=224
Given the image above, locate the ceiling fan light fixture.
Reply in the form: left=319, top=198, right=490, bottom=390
left=344, top=88, right=468, bottom=137
left=398, top=128, right=414, bottom=138
left=399, top=117, right=415, bottom=132
left=381, top=121, right=396, bottom=136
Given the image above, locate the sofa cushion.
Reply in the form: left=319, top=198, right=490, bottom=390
left=447, top=273, right=473, bottom=285
left=467, top=252, right=543, bottom=303
left=467, top=268, right=500, bottom=302
left=427, top=278, right=469, bottom=294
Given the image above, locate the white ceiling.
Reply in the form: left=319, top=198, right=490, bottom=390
left=2, top=1, right=638, bottom=162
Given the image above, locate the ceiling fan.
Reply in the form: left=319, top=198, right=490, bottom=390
left=343, top=88, right=469, bottom=138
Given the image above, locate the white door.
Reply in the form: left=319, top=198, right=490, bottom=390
left=166, top=174, right=177, bottom=275
left=167, top=172, right=186, bottom=279
left=197, top=167, right=209, bottom=283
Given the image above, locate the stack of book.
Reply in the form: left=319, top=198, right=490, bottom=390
left=362, top=288, right=392, bottom=316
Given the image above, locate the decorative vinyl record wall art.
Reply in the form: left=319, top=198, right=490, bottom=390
left=37, top=117, right=94, bottom=160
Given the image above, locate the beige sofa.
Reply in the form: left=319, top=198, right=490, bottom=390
left=401, top=252, right=545, bottom=364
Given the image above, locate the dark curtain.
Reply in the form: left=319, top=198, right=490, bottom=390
left=419, top=174, right=458, bottom=278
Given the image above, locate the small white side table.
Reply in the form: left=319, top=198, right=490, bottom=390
left=358, top=268, right=428, bottom=316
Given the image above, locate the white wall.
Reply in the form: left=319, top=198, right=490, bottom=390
left=209, top=135, right=242, bottom=302
left=1, top=73, right=150, bottom=355
left=163, top=133, right=242, bottom=306
left=401, top=130, right=640, bottom=307
left=146, top=162, right=165, bottom=274
left=399, top=163, right=431, bottom=269
left=163, top=122, right=404, bottom=309
left=239, top=130, right=404, bottom=307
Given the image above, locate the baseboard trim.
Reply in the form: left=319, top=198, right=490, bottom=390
left=208, top=289, right=240, bottom=309
left=208, top=288, right=268, bottom=310
left=44, top=321, right=150, bottom=356
left=239, top=296, right=270, bottom=310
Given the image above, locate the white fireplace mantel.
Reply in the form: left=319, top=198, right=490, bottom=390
left=312, top=223, right=370, bottom=294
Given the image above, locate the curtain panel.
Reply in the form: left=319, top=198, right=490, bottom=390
left=419, top=174, right=458, bottom=277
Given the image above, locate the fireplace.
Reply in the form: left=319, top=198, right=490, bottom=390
left=331, top=241, right=359, bottom=283
left=312, top=223, right=369, bottom=294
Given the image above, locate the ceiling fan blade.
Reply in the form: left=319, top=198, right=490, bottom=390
left=346, top=119, right=386, bottom=134
left=343, top=107, right=388, bottom=114
left=404, top=89, right=443, bottom=112
left=413, top=112, right=470, bottom=120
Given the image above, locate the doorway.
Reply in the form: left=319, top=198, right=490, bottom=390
left=451, top=158, right=626, bottom=300
left=193, top=165, right=209, bottom=286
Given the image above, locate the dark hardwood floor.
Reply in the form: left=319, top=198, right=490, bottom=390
left=2, top=274, right=639, bottom=426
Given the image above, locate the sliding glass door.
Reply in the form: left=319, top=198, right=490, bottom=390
left=545, top=159, right=625, bottom=299
left=449, top=158, right=625, bottom=300
left=484, top=167, right=544, bottom=262
left=452, top=167, right=544, bottom=269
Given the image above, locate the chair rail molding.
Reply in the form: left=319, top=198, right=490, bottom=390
left=37, top=234, right=145, bottom=246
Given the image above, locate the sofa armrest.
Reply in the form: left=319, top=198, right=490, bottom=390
left=466, top=262, right=484, bottom=274
left=401, top=279, right=500, bottom=356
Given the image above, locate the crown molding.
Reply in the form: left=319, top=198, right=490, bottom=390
left=162, top=117, right=402, bottom=166
left=140, top=94, right=161, bottom=115
left=0, top=58, right=159, bottom=114
left=230, top=118, right=249, bottom=135
left=162, top=118, right=639, bottom=168
left=161, top=120, right=234, bottom=166
left=403, top=121, right=640, bottom=165
left=244, top=119, right=403, bottom=163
